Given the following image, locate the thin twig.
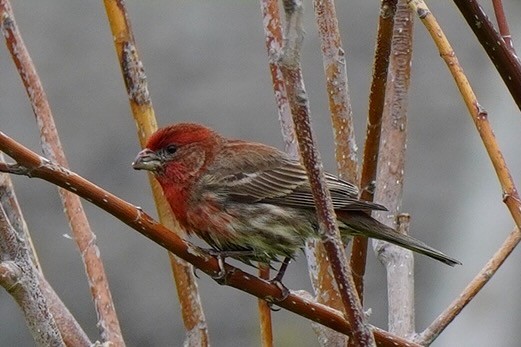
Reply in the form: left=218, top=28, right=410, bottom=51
left=279, top=1, right=375, bottom=345
left=102, top=1, right=209, bottom=345
left=373, top=0, right=415, bottom=337
left=0, top=133, right=422, bottom=347
left=0, top=1, right=123, bottom=344
left=351, top=0, right=397, bottom=300
left=451, top=0, right=521, bottom=112
left=491, top=0, right=515, bottom=52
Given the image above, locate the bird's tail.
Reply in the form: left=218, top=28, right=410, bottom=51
left=337, top=211, right=461, bottom=266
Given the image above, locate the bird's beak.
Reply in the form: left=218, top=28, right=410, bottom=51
left=132, top=149, right=161, bottom=171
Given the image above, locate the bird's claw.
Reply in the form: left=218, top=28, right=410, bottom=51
left=266, top=278, right=290, bottom=310
left=204, top=249, right=255, bottom=284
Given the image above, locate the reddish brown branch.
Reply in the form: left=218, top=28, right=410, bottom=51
left=0, top=131, right=422, bottom=347
left=491, top=0, right=515, bottom=52
left=0, top=1, right=123, bottom=343
left=351, top=0, right=397, bottom=300
left=451, top=0, right=521, bottom=111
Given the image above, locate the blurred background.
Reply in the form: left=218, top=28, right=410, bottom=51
left=1, top=1, right=521, bottom=346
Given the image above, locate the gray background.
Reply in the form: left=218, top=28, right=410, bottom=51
left=1, top=1, right=521, bottom=346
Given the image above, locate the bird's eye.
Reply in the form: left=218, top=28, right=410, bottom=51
left=165, top=145, right=177, bottom=155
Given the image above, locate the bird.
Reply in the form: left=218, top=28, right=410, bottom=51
left=132, top=122, right=460, bottom=284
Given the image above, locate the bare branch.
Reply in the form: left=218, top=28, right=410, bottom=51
left=492, top=0, right=516, bottom=52
left=451, top=0, right=521, bottom=112
left=351, top=0, right=397, bottom=299
left=373, top=0, right=415, bottom=337
left=260, top=0, right=298, bottom=159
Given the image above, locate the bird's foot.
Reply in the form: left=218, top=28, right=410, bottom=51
left=204, top=249, right=256, bottom=284
left=267, top=279, right=290, bottom=310
left=265, top=257, right=291, bottom=310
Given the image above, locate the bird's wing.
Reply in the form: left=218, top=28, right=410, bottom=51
left=209, top=141, right=386, bottom=211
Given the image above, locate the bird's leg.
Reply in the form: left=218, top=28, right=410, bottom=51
left=204, top=249, right=257, bottom=284
left=267, top=257, right=291, bottom=306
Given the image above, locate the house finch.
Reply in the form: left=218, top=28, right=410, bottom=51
left=133, top=123, right=460, bottom=281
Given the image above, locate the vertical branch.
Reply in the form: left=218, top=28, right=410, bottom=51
left=257, top=265, right=274, bottom=347
left=312, top=0, right=358, bottom=182
left=0, top=260, right=63, bottom=346
left=279, top=1, right=375, bottom=345
left=102, top=1, right=209, bottom=345
left=373, top=0, right=415, bottom=337
left=260, top=0, right=298, bottom=158
left=491, top=0, right=515, bottom=52
left=352, top=0, right=397, bottom=299
left=312, top=1, right=361, bottom=344
left=0, top=1, right=124, bottom=344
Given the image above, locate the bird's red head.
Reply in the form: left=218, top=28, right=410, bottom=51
left=132, top=123, right=222, bottom=183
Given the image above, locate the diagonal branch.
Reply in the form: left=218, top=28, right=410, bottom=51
left=451, top=0, right=521, bottom=112
left=0, top=131, right=422, bottom=347
left=407, top=0, right=521, bottom=234
left=0, top=1, right=123, bottom=344
left=418, top=226, right=520, bottom=344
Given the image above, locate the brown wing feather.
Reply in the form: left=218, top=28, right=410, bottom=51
left=206, top=140, right=386, bottom=211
